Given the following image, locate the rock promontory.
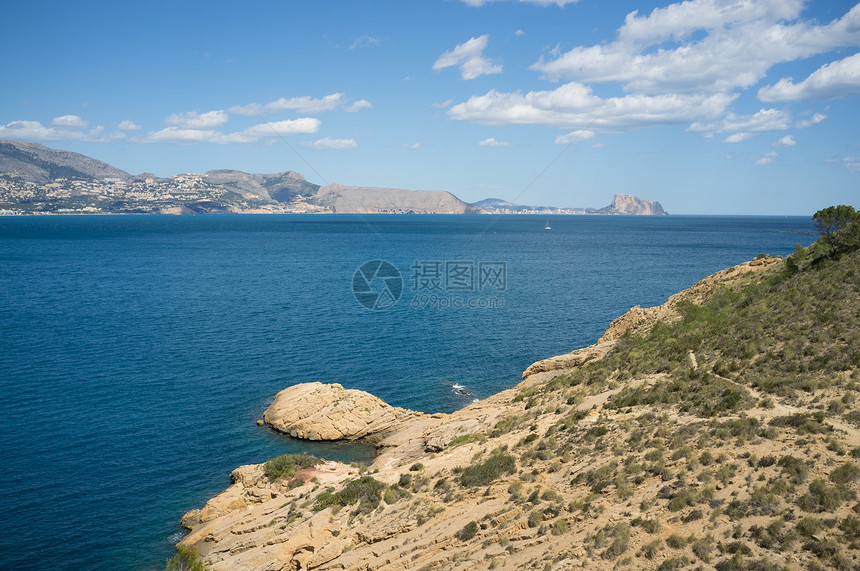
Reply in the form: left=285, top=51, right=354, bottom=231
left=263, top=381, right=425, bottom=442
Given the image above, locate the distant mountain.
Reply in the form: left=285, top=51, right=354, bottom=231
left=201, top=170, right=320, bottom=202
left=317, top=183, right=473, bottom=214
left=0, top=140, right=131, bottom=183
left=473, top=194, right=667, bottom=216
left=0, top=140, right=666, bottom=215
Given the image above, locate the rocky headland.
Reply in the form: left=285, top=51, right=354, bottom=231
left=177, top=248, right=860, bottom=570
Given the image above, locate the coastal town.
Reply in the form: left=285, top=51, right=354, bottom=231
left=0, top=173, right=325, bottom=215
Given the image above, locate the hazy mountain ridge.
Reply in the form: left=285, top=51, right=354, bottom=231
left=0, top=140, right=131, bottom=184
left=0, top=140, right=665, bottom=215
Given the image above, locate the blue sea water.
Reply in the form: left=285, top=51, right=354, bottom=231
left=0, top=214, right=815, bottom=570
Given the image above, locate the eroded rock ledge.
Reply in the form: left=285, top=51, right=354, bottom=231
left=263, top=381, right=427, bottom=443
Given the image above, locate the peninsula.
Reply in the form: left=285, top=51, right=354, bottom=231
left=0, top=140, right=665, bottom=216
left=176, top=217, right=860, bottom=570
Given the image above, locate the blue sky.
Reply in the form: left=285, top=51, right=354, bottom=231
left=1, top=0, right=859, bottom=214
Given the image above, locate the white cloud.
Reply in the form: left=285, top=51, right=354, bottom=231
left=447, top=3, right=860, bottom=138
left=554, top=129, right=595, bottom=144
left=229, top=93, right=346, bottom=116
left=144, top=118, right=320, bottom=145
left=165, top=110, right=228, bottom=129
left=478, top=137, right=513, bottom=147
left=449, top=82, right=736, bottom=132
left=402, top=143, right=422, bottom=150
left=433, top=35, right=502, bottom=80
left=0, top=119, right=110, bottom=142
left=239, top=118, right=322, bottom=138
left=515, top=29, right=525, bottom=37
left=530, top=2, right=860, bottom=96
left=689, top=108, right=790, bottom=140
left=724, top=132, right=754, bottom=143
left=774, top=135, right=796, bottom=147
left=796, top=112, right=827, bottom=128
left=52, top=115, right=89, bottom=128
left=759, top=52, right=860, bottom=102
left=301, top=137, right=357, bottom=150
left=345, top=99, right=372, bottom=112
left=755, top=150, right=779, bottom=165
left=117, top=119, right=141, bottom=131
left=431, top=99, right=454, bottom=108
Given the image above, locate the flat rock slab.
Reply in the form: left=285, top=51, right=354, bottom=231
left=263, top=382, right=421, bottom=442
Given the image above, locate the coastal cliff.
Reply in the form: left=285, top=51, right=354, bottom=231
left=178, top=248, right=860, bottom=570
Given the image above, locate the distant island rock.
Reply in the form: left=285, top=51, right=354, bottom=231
left=0, top=139, right=666, bottom=216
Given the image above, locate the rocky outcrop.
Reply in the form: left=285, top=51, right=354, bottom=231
left=263, top=382, right=426, bottom=442
left=599, top=193, right=667, bottom=215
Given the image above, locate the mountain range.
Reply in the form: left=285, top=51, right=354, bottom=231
left=0, top=140, right=666, bottom=216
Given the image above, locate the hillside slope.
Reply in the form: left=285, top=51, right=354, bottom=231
left=178, top=247, right=860, bottom=570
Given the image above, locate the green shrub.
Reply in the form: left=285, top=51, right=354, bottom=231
left=799, top=479, right=844, bottom=512
left=455, top=521, right=478, bottom=541
left=830, top=462, right=860, bottom=485
left=313, top=476, right=385, bottom=514
left=458, top=453, right=516, bottom=487
left=263, top=453, right=321, bottom=482
left=166, top=546, right=206, bottom=571
left=778, top=455, right=810, bottom=484
left=641, top=539, right=662, bottom=559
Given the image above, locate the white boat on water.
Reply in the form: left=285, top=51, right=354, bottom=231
left=544, top=220, right=551, bottom=230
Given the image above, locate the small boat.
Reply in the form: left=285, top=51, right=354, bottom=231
left=544, top=220, right=552, bottom=230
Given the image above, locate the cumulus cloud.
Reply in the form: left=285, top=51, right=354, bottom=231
left=229, top=93, right=348, bottom=116
left=301, top=137, right=357, bottom=150
left=478, top=137, right=513, bottom=147
left=52, top=115, right=89, bottom=128
left=117, top=119, right=141, bottom=131
left=774, top=135, right=796, bottom=147
left=531, top=2, right=860, bottom=96
left=447, top=3, right=860, bottom=138
left=759, top=52, right=860, bottom=102
left=165, top=110, right=229, bottom=129
left=0, top=119, right=109, bottom=142
left=144, top=117, right=321, bottom=145
left=433, top=35, right=502, bottom=80
left=689, top=108, right=789, bottom=141
left=449, top=82, right=735, bottom=131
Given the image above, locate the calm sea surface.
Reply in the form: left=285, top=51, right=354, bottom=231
left=0, top=214, right=815, bottom=569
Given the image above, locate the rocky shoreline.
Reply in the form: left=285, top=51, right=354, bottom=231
left=176, top=254, right=860, bottom=570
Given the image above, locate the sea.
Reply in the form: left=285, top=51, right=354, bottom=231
left=0, top=213, right=816, bottom=570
